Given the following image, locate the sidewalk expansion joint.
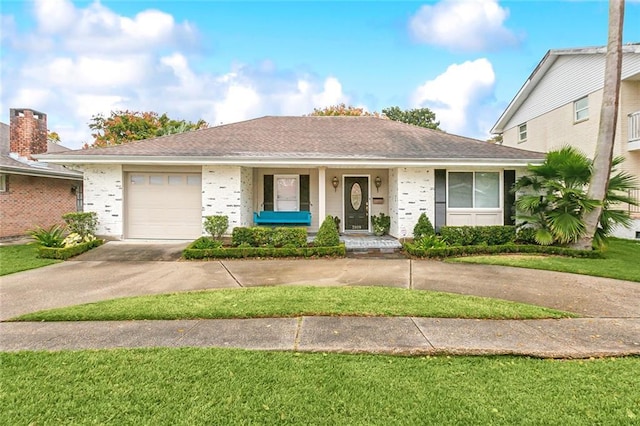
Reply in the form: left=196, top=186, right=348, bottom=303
left=174, top=320, right=202, bottom=343
left=219, top=261, right=243, bottom=287
left=410, top=317, right=435, bottom=350
left=293, top=317, right=303, bottom=350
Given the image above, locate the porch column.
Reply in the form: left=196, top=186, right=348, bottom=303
left=318, top=166, right=326, bottom=223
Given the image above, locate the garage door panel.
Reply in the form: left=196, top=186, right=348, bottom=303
left=126, top=172, right=202, bottom=239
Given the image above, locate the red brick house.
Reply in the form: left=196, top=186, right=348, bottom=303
left=0, top=109, right=83, bottom=239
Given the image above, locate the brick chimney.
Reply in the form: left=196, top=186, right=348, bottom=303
left=9, top=108, right=48, bottom=160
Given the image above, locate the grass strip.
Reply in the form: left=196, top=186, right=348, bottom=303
left=447, top=238, right=640, bottom=282
left=12, top=286, right=572, bottom=321
left=0, top=244, right=60, bottom=276
left=2, top=349, right=638, bottom=425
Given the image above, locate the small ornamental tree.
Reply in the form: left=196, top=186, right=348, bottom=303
left=314, top=216, right=341, bottom=247
left=204, top=216, right=229, bottom=240
left=413, top=213, right=435, bottom=241
left=62, top=212, right=98, bottom=238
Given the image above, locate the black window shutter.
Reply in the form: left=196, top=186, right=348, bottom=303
left=434, top=169, right=446, bottom=232
left=503, top=170, right=516, bottom=225
left=300, top=175, right=310, bottom=212
left=263, top=175, right=274, bottom=211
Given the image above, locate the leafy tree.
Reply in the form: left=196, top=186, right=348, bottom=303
left=381, top=106, right=440, bottom=130
left=514, top=146, right=637, bottom=248
left=47, top=131, right=61, bottom=144
left=309, top=103, right=377, bottom=117
left=86, top=110, right=208, bottom=148
left=487, top=134, right=503, bottom=144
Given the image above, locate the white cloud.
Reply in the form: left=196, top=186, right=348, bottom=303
left=412, top=58, right=497, bottom=138
left=409, top=0, right=519, bottom=52
left=1, top=1, right=353, bottom=148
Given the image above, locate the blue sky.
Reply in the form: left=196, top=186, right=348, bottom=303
left=1, top=0, right=639, bottom=149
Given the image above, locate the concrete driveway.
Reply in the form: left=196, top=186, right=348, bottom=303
left=1, top=241, right=639, bottom=321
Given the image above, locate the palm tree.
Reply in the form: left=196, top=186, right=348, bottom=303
left=514, top=146, right=637, bottom=248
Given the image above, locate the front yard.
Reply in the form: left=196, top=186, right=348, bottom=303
left=448, top=238, right=640, bottom=282
left=2, top=349, right=638, bottom=425
left=0, top=244, right=60, bottom=276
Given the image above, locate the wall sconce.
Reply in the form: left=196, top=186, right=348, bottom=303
left=332, top=176, right=339, bottom=192
left=374, top=176, right=382, bottom=192
left=70, top=185, right=78, bottom=195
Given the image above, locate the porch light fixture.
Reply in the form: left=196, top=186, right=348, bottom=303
left=374, top=176, right=382, bottom=192
left=332, top=176, right=339, bottom=191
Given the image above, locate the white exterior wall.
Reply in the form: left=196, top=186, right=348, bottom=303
left=394, top=167, right=434, bottom=239
left=202, top=165, right=244, bottom=233
left=388, top=168, right=399, bottom=237
left=240, top=167, right=254, bottom=228
left=81, top=164, right=124, bottom=239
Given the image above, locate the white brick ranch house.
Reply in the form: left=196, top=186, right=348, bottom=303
left=40, top=116, right=544, bottom=240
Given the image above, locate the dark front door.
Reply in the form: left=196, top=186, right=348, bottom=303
left=344, top=176, right=369, bottom=231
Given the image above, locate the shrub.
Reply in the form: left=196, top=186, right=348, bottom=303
left=440, top=226, right=516, bottom=246
left=515, top=227, right=538, bottom=245
left=314, top=216, right=341, bottom=247
left=62, top=212, right=97, bottom=238
left=413, top=234, right=447, bottom=250
left=62, top=232, right=97, bottom=248
left=231, top=227, right=308, bottom=248
left=203, top=215, right=228, bottom=240
left=413, top=213, right=435, bottom=241
left=191, top=237, right=223, bottom=249
left=270, top=227, right=307, bottom=248
left=28, top=225, right=66, bottom=248
left=404, top=242, right=602, bottom=259
left=38, top=239, right=104, bottom=260
left=182, top=244, right=346, bottom=260
left=371, top=213, right=390, bottom=235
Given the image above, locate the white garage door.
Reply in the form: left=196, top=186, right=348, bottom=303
left=126, top=172, right=202, bottom=239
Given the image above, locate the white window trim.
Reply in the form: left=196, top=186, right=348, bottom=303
left=274, top=174, right=300, bottom=212
left=574, top=96, right=589, bottom=123
left=446, top=171, right=502, bottom=211
left=517, top=123, right=527, bottom=143
left=0, top=174, right=6, bottom=192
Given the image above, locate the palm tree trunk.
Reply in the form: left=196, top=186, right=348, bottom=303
left=573, top=0, right=625, bottom=250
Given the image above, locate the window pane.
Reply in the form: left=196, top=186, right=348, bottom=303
left=449, top=172, right=473, bottom=208
left=575, top=97, right=589, bottom=121
left=130, top=175, right=145, bottom=185
left=168, top=175, right=183, bottom=185
left=187, top=175, right=201, bottom=186
left=518, top=124, right=527, bottom=141
left=276, top=176, right=298, bottom=211
left=474, top=172, right=500, bottom=208
left=149, top=175, right=164, bottom=185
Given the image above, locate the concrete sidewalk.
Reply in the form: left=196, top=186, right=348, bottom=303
left=1, top=241, right=639, bottom=358
left=2, top=317, right=639, bottom=358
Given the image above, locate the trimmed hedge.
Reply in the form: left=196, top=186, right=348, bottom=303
left=403, top=242, right=603, bottom=259
left=440, top=225, right=516, bottom=246
left=183, top=244, right=346, bottom=260
left=231, top=227, right=308, bottom=248
left=38, top=239, right=104, bottom=260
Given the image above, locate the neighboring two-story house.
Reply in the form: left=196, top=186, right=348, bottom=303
left=491, top=44, right=640, bottom=239
left=0, top=109, right=83, bottom=239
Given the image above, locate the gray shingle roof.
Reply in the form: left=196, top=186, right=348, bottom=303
left=44, top=116, right=545, bottom=162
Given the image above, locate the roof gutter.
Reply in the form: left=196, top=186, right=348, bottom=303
left=0, top=166, right=83, bottom=180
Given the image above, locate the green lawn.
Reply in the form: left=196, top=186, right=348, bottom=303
left=2, top=349, right=638, bottom=425
left=448, top=238, right=640, bottom=282
left=0, top=244, right=60, bottom=276
left=12, top=286, right=571, bottom=321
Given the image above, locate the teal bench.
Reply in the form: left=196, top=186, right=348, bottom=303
left=253, top=211, right=312, bottom=226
